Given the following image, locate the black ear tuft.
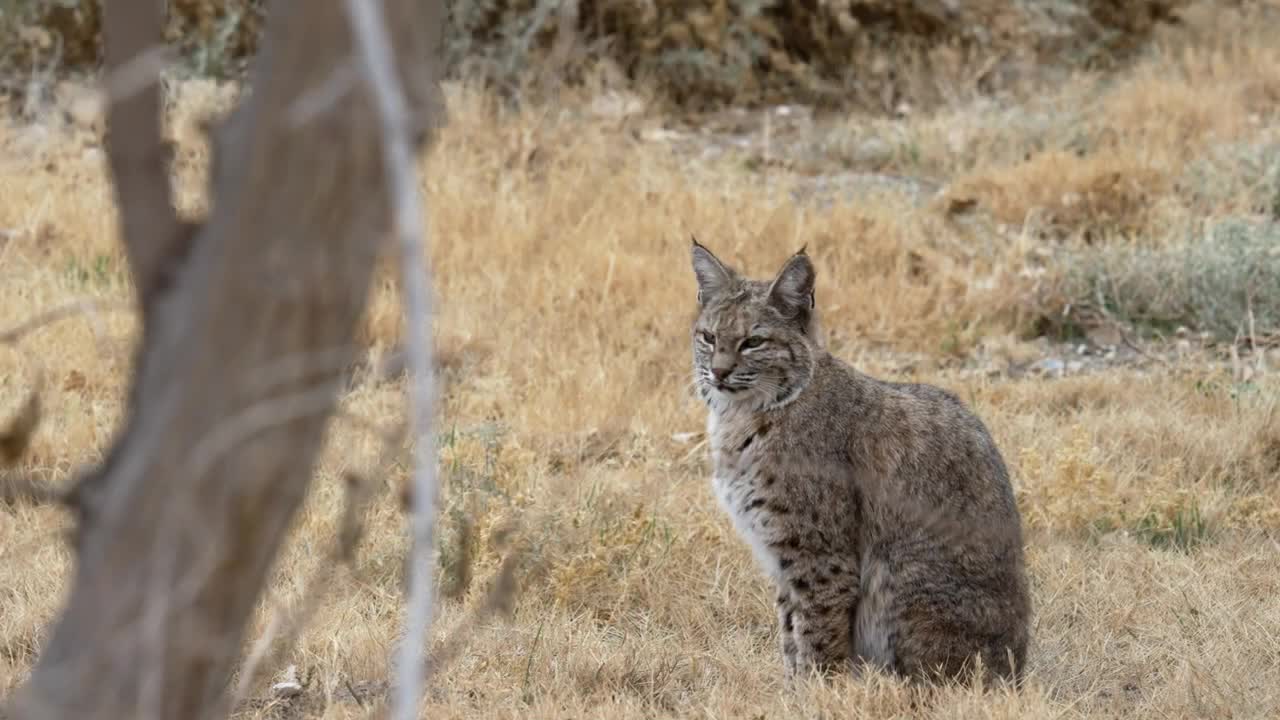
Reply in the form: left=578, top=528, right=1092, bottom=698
left=690, top=238, right=736, bottom=306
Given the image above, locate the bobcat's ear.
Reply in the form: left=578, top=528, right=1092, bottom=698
left=690, top=236, right=736, bottom=306
left=766, top=248, right=815, bottom=321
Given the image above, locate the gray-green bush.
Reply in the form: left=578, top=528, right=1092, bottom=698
left=1062, top=217, right=1280, bottom=341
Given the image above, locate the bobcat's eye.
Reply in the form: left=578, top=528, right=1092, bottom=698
left=699, top=331, right=716, bottom=345
left=739, top=336, right=766, bottom=351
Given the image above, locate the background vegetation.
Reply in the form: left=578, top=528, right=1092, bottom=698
left=0, top=0, right=1255, bottom=107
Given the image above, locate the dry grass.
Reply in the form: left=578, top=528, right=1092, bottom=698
left=3, top=5, right=1280, bottom=718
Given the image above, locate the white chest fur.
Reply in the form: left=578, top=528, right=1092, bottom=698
left=707, top=410, right=783, bottom=580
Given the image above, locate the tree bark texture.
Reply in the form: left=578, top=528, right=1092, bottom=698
left=7, top=0, right=444, bottom=718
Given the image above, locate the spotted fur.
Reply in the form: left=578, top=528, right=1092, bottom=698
left=689, top=238, right=1031, bottom=686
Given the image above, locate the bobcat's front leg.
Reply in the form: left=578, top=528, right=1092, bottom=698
left=784, top=564, right=858, bottom=677
left=776, top=589, right=798, bottom=678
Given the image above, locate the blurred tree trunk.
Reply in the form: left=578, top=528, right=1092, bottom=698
left=6, top=0, right=443, bottom=718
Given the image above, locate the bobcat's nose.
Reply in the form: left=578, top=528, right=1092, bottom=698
left=712, top=366, right=733, bottom=382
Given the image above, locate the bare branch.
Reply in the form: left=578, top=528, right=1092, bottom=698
left=0, top=389, right=41, bottom=465
left=101, top=45, right=176, bottom=107
left=233, top=424, right=406, bottom=707
left=342, top=1, right=442, bottom=717
left=423, top=545, right=523, bottom=686
left=0, top=299, right=132, bottom=346
left=0, top=473, right=63, bottom=507
left=100, top=3, right=184, bottom=311
left=0, top=368, right=48, bottom=507
left=286, top=60, right=359, bottom=128
left=0, top=299, right=130, bottom=510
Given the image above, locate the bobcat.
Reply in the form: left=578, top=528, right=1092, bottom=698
left=688, top=239, right=1031, bottom=685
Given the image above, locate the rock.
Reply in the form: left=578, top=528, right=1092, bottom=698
left=588, top=90, right=645, bottom=121
left=271, top=664, right=303, bottom=698
left=853, top=137, right=894, bottom=168
left=1029, top=357, right=1065, bottom=377
left=1085, top=323, right=1123, bottom=349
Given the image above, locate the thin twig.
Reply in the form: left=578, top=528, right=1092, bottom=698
left=342, top=2, right=441, bottom=719
left=1119, top=326, right=1169, bottom=367
left=234, top=606, right=286, bottom=703
left=183, top=382, right=348, bottom=497
left=1247, top=290, right=1264, bottom=376
left=346, top=679, right=367, bottom=709
left=101, top=45, right=176, bottom=107
left=0, top=386, right=41, bottom=465
left=230, top=420, right=408, bottom=708
left=424, top=548, right=523, bottom=685
left=286, top=60, right=359, bottom=128
left=1090, top=301, right=1169, bottom=367
left=0, top=472, right=62, bottom=506
left=0, top=299, right=133, bottom=346
left=150, top=378, right=405, bottom=639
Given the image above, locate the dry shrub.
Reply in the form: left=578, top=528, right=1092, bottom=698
left=0, top=0, right=102, bottom=71
left=0, top=0, right=1255, bottom=112
left=0, top=0, right=261, bottom=80
left=1040, top=217, right=1280, bottom=340
left=448, top=0, right=1218, bottom=110
left=930, top=2, right=1280, bottom=242
left=945, top=151, right=1172, bottom=240
left=1097, top=4, right=1280, bottom=157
